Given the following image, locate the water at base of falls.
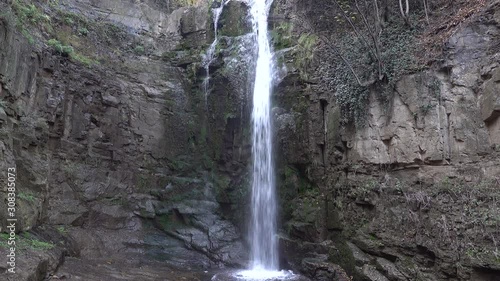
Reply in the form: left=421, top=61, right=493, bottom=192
left=211, top=269, right=309, bottom=281
left=235, top=269, right=293, bottom=280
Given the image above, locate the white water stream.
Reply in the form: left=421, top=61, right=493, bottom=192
left=247, top=0, right=279, bottom=273
left=202, top=1, right=226, bottom=102
left=210, top=0, right=299, bottom=279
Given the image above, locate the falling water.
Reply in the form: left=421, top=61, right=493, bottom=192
left=202, top=1, right=225, bottom=102
left=210, top=0, right=302, bottom=280
left=249, top=0, right=278, bottom=271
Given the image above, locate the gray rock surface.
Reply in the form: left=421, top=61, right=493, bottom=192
left=0, top=0, right=251, bottom=279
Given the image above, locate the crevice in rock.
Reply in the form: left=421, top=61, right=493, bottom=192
left=485, top=114, right=500, bottom=145
left=471, top=267, right=500, bottom=281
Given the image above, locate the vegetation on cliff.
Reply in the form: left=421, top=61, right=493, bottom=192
left=311, top=0, right=488, bottom=125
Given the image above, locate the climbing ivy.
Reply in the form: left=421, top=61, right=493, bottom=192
left=330, top=14, right=423, bottom=126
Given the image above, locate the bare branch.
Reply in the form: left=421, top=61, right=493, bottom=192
left=318, top=35, right=364, bottom=86
left=423, top=0, right=429, bottom=24
left=330, top=0, right=376, bottom=60
left=354, top=0, right=384, bottom=80
left=399, top=0, right=411, bottom=25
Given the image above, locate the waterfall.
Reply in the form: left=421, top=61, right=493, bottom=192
left=202, top=1, right=225, bottom=102
left=211, top=1, right=300, bottom=279
left=248, top=0, right=278, bottom=271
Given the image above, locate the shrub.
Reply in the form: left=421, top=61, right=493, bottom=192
left=56, top=226, right=67, bottom=234
left=12, top=1, right=51, bottom=26
left=48, top=39, right=97, bottom=67
left=78, top=27, right=88, bottom=36
left=270, top=22, right=293, bottom=50
left=63, top=16, right=74, bottom=25
left=8, top=1, right=51, bottom=44
left=47, top=38, right=73, bottom=55
left=18, top=192, right=36, bottom=202
left=133, top=45, right=145, bottom=55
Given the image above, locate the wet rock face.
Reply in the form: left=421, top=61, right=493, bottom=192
left=0, top=0, right=249, bottom=279
left=217, top=1, right=252, bottom=37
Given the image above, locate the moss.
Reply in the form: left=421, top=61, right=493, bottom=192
left=21, top=28, right=35, bottom=44
left=270, top=22, right=294, bottom=50
left=102, top=196, right=126, bottom=206
left=168, top=156, right=193, bottom=172
left=200, top=124, right=208, bottom=143
left=162, top=51, right=177, bottom=61
left=176, top=0, right=200, bottom=7
left=133, top=45, right=145, bottom=55
left=293, top=94, right=310, bottom=114
left=0, top=232, right=55, bottom=251
left=156, top=214, right=171, bottom=229
left=0, top=233, right=9, bottom=248
left=56, top=226, right=67, bottom=234
left=55, top=9, right=88, bottom=27
left=368, top=233, right=377, bottom=241
left=18, top=192, right=36, bottom=202
left=212, top=172, right=231, bottom=201
left=293, top=33, right=318, bottom=79
left=136, top=174, right=152, bottom=191
left=70, top=52, right=99, bottom=67
left=12, top=1, right=51, bottom=27
left=155, top=214, right=186, bottom=231
left=48, top=38, right=73, bottom=55
left=202, top=153, right=214, bottom=170
left=4, top=0, right=52, bottom=44
left=78, top=27, right=89, bottom=36
left=47, top=39, right=99, bottom=67
left=465, top=246, right=500, bottom=265
left=280, top=165, right=317, bottom=221
left=329, top=239, right=362, bottom=280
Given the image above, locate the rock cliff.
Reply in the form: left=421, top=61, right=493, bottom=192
left=271, top=0, right=500, bottom=280
left=0, top=0, right=248, bottom=279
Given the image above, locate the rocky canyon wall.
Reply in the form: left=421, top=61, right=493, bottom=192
left=271, top=0, right=500, bottom=280
left=0, top=0, right=250, bottom=279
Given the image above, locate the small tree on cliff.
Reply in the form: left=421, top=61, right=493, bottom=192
left=320, top=0, right=386, bottom=86
left=320, top=0, right=429, bottom=87
left=313, top=0, right=425, bottom=125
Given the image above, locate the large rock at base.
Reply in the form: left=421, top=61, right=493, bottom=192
left=302, top=258, right=351, bottom=281
left=279, top=236, right=350, bottom=281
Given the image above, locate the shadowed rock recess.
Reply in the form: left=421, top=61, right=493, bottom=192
left=0, top=0, right=499, bottom=280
